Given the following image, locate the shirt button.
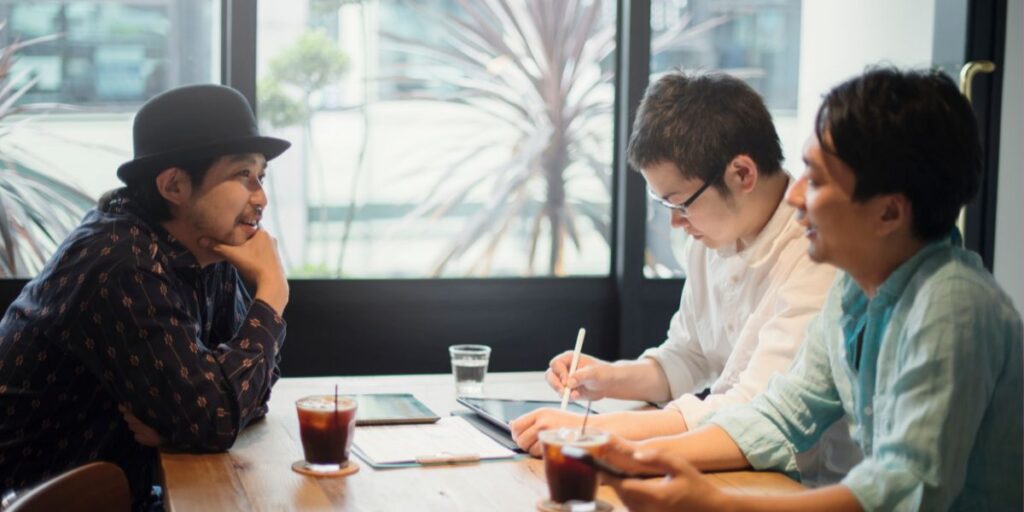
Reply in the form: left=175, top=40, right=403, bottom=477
left=864, top=406, right=873, bottom=416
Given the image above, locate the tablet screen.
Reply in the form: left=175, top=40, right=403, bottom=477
left=456, top=397, right=593, bottom=431
left=354, top=393, right=440, bottom=425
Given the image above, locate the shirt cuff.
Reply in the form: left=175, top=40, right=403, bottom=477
left=246, top=299, right=287, bottom=348
left=706, top=405, right=801, bottom=479
left=666, top=394, right=713, bottom=430
left=840, top=458, right=922, bottom=512
left=640, top=349, right=695, bottom=399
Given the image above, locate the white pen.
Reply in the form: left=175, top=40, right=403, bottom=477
left=560, top=328, right=587, bottom=410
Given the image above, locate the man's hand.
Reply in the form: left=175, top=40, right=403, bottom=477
left=509, top=408, right=590, bottom=456
left=119, top=405, right=167, bottom=448
left=603, top=439, right=729, bottom=512
left=202, top=230, right=289, bottom=314
left=546, top=352, right=617, bottom=401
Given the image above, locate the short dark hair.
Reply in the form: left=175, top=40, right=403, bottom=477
left=815, top=67, right=982, bottom=241
left=627, top=72, right=784, bottom=193
left=98, top=158, right=216, bottom=222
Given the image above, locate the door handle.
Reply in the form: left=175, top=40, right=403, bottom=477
left=959, top=60, right=996, bottom=103
left=955, top=60, right=996, bottom=235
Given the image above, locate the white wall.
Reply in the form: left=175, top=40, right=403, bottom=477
left=781, top=0, right=936, bottom=170
left=995, top=0, right=1023, bottom=313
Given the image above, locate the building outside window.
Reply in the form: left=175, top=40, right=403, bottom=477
left=0, top=0, right=218, bottom=277
left=0, top=0, right=968, bottom=282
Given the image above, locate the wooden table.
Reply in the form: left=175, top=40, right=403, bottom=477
left=161, top=373, right=804, bottom=510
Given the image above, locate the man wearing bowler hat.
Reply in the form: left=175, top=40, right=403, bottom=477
left=0, top=84, right=291, bottom=509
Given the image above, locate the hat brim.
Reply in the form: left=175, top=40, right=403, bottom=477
left=117, top=135, right=291, bottom=184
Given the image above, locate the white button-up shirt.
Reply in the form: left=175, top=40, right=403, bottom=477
left=642, top=191, right=861, bottom=484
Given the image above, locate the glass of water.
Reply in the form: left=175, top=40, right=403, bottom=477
left=449, top=344, right=491, bottom=396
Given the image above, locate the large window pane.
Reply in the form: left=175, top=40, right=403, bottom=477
left=257, top=0, right=616, bottom=278
left=0, top=0, right=220, bottom=277
left=644, top=0, right=958, bottom=279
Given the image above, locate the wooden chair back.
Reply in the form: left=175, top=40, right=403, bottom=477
left=6, top=462, right=131, bottom=512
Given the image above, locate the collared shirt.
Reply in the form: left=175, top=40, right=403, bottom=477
left=641, top=188, right=860, bottom=484
left=642, top=188, right=834, bottom=425
left=0, top=192, right=286, bottom=505
left=708, top=232, right=1023, bottom=511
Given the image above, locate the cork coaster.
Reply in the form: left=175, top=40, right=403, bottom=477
left=291, top=460, right=360, bottom=477
left=536, top=499, right=612, bottom=512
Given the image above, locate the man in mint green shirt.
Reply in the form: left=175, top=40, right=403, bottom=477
left=602, top=68, right=1022, bottom=511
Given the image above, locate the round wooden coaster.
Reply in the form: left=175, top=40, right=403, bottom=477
left=536, top=499, right=612, bottom=512
left=291, top=460, right=360, bottom=477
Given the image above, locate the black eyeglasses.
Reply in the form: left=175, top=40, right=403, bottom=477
left=647, top=178, right=716, bottom=216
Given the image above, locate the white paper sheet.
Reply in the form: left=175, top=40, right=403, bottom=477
left=353, top=416, right=516, bottom=465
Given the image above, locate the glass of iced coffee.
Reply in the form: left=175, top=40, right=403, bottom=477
left=537, top=428, right=612, bottom=511
left=293, top=395, right=358, bottom=476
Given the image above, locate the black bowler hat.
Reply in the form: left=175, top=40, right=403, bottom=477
left=116, top=84, right=291, bottom=184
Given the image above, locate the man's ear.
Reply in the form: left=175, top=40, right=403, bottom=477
left=875, top=193, right=913, bottom=237
left=727, top=155, right=759, bottom=194
left=154, top=168, right=192, bottom=207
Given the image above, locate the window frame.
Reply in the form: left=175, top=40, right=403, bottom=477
left=0, top=0, right=1006, bottom=376
left=269, top=0, right=1006, bottom=376
left=227, top=0, right=674, bottom=376
left=959, top=0, right=1007, bottom=271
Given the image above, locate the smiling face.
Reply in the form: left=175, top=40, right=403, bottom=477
left=187, top=153, right=267, bottom=242
left=641, top=160, right=742, bottom=249
left=787, top=135, right=877, bottom=269
left=171, top=152, right=268, bottom=262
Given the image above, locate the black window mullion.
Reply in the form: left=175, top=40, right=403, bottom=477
left=221, top=0, right=258, bottom=107
left=612, top=0, right=652, bottom=358
left=962, top=0, right=1007, bottom=271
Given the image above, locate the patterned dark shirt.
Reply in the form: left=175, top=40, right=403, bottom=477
left=0, top=192, right=285, bottom=506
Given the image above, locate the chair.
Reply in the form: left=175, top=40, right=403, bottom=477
left=5, top=462, right=131, bottom=512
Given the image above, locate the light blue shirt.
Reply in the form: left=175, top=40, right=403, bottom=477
left=707, top=232, right=1023, bottom=511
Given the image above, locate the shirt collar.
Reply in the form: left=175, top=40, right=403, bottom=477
left=874, top=228, right=963, bottom=303
left=840, top=228, right=963, bottom=311
left=716, top=176, right=796, bottom=266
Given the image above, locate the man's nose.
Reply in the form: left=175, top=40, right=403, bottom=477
left=670, top=209, right=688, bottom=229
left=252, top=185, right=268, bottom=210
left=786, top=176, right=806, bottom=210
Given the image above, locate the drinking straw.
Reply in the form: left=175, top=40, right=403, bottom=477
left=580, top=400, right=593, bottom=436
left=560, top=327, right=587, bottom=410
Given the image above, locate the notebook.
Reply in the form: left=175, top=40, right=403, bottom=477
left=352, top=416, right=517, bottom=468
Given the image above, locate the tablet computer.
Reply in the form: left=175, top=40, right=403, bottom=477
left=456, top=397, right=594, bottom=432
left=354, top=393, right=441, bottom=426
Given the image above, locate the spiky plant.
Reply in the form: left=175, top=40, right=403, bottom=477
left=0, top=21, right=93, bottom=277
left=381, top=0, right=733, bottom=277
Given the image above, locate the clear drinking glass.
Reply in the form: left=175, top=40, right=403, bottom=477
left=538, top=428, right=611, bottom=511
left=448, top=344, right=491, bottom=396
left=295, top=395, right=358, bottom=474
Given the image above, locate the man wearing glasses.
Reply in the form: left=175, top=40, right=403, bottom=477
left=602, top=67, right=1021, bottom=512
left=512, top=72, right=859, bottom=485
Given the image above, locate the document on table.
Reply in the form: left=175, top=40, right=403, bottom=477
left=353, top=416, right=517, bottom=467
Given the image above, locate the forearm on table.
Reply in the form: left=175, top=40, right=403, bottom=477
left=593, top=409, right=688, bottom=439
left=607, top=358, right=673, bottom=402
left=724, top=485, right=862, bottom=512
left=642, top=425, right=750, bottom=472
